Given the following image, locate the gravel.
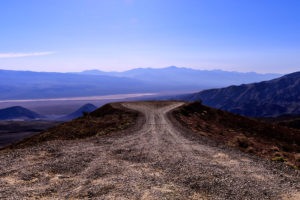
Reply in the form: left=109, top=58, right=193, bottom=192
left=0, top=101, right=299, bottom=199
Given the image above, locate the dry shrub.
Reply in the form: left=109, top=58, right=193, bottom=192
left=231, top=135, right=251, bottom=149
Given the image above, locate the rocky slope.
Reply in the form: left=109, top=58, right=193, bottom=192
left=172, top=102, right=300, bottom=169
left=8, top=103, right=139, bottom=149
left=183, top=71, right=300, bottom=117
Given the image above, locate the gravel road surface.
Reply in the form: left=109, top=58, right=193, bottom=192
left=0, top=101, right=299, bottom=199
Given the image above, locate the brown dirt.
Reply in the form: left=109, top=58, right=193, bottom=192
left=5, top=103, right=139, bottom=149
left=172, top=102, right=300, bottom=169
left=263, top=115, right=300, bottom=130
left=0, top=101, right=299, bottom=199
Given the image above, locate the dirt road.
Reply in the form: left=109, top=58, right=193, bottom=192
left=0, top=102, right=299, bottom=199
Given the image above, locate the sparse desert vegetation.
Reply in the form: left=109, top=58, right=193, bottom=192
left=0, top=102, right=299, bottom=199
left=172, top=101, right=300, bottom=169
left=8, top=103, right=139, bottom=149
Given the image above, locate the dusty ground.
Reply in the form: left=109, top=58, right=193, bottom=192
left=172, top=102, right=300, bottom=169
left=0, top=101, right=299, bottom=199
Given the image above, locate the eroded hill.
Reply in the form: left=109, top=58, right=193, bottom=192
left=183, top=71, right=300, bottom=117
left=171, top=102, right=300, bottom=169
left=7, top=103, right=140, bottom=149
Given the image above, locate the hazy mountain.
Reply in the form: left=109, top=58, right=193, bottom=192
left=58, top=103, right=97, bottom=121
left=81, top=66, right=281, bottom=88
left=0, top=106, right=43, bottom=120
left=0, top=69, right=154, bottom=100
left=0, top=67, right=281, bottom=100
left=182, top=71, right=300, bottom=117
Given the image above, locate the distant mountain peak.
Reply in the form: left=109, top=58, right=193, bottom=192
left=0, top=106, right=43, bottom=120
left=58, top=103, right=97, bottom=121
left=78, top=103, right=98, bottom=112
left=165, top=66, right=180, bottom=69
left=82, top=69, right=102, bottom=73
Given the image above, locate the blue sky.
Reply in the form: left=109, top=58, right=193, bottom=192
left=0, top=0, right=299, bottom=73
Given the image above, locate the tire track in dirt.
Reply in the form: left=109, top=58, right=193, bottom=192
left=0, top=101, right=299, bottom=199
left=119, top=102, right=300, bottom=199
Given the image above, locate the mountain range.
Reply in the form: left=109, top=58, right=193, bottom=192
left=0, top=67, right=280, bottom=100
left=181, top=71, right=300, bottom=117
left=0, top=69, right=150, bottom=100
left=80, top=66, right=280, bottom=89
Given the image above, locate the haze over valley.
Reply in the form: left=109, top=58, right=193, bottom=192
left=0, top=66, right=280, bottom=101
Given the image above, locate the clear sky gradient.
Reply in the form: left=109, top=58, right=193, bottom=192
left=0, top=0, right=299, bottom=73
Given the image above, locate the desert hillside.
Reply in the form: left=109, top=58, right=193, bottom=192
left=0, top=102, right=299, bottom=199
left=183, top=71, right=300, bottom=117
left=171, top=101, right=300, bottom=169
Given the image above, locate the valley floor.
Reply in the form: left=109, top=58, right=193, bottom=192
left=0, top=102, right=299, bottom=199
left=0, top=121, right=60, bottom=148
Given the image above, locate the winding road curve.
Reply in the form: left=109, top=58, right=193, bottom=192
left=104, top=102, right=299, bottom=199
